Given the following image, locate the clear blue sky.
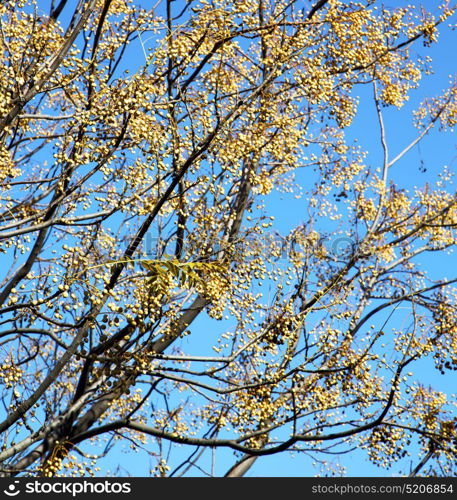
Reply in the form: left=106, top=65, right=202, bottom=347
left=2, top=0, right=456, bottom=477
left=93, top=0, right=457, bottom=477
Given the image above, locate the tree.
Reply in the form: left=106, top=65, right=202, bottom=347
left=0, top=0, right=456, bottom=478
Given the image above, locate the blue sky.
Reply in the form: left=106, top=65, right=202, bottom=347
left=90, top=50, right=457, bottom=472
left=1, top=0, right=456, bottom=477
